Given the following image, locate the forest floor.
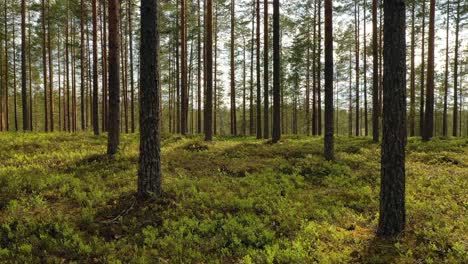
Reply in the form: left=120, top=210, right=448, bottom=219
left=0, top=133, right=466, bottom=263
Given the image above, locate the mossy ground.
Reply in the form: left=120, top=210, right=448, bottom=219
left=0, top=133, right=466, bottom=263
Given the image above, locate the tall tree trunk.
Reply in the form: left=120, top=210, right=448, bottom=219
left=419, top=0, right=426, bottom=136
left=21, top=0, right=29, bottom=131
left=47, top=0, right=53, bottom=132
left=324, top=0, right=334, bottom=160
left=138, top=0, right=162, bottom=198
left=92, top=0, right=100, bottom=135
left=249, top=4, right=255, bottom=135
left=242, top=37, right=247, bottom=135
left=263, top=0, right=269, bottom=139
left=101, top=0, right=108, bottom=132
left=180, top=0, right=188, bottom=134
left=453, top=0, right=460, bottom=137
left=4, top=0, right=9, bottom=131
left=378, top=0, right=406, bottom=237
left=42, top=0, right=48, bottom=132
left=128, top=0, right=135, bottom=133
left=409, top=1, right=415, bottom=137
left=204, top=0, right=213, bottom=141
left=13, top=14, right=18, bottom=131
left=312, top=1, right=317, bottom=136
left=306, top=22, right=311, bottom=136
left=363, top=0, right=368, bottom=136
left=108, top=0, right=121, bottom=155
left=348, top=47, right=352, bottom=136
left=317, top=0, right=322, bottom=135
left=230, top=0, right=237, bottom=136
left=28, top=9, right=33, bottom=130
left=66, top=4, right=70, bottom=132
left=442, top=0, right=449, bottom=137
left=80, top=0, right=86, bottom=131
left=354, top=0, right=360, bottom=136
left=197, top=0, right=202, bottom=134
left=372, top=0, right=379, bottom=141
left=423, top=0, right=435, bottom=141
left=256, top=0, right=262, bottom=139
left=272, top=0, right=280, bottom=143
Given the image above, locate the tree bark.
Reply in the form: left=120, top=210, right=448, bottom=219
left=372, top=0, right=379, bottom=141
left=409, top=1, right=415, bottom=137
left=442, top=0, right=449, bottom=137
left=204, top=0, right=213, bottom=141
left=256, top=0, right=262, bottom=139
left=354, top=0, right=360, bottom=136
left=107, top=0, right=121, bottom=155
left=324, top=0, right=334, bottom=160
left=21, top=0, right=29, bottom=131
left=230, top=0, right=237, bottom=136
left=272, top=0, right=280, bottom=143
left=47, top=0, right=53, bottom=132
left=138, top=0, right=162, bottom=198
left=423, top=0, right=435, bottom=141
left=92, top=0, right=100, bottom=135
left=42, top=0, right=48, bottom=132
left=263, top=0, right=269, bottom=139
left=378, top=0, right=406, bottom=237
left=453, top=0, right=460, bottom=137
left=419, top=0, right=426, bottom=136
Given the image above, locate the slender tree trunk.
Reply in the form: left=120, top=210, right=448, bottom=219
left=242, top=37, right=247, bottom=135
left=197, top=0, right=202, bottom=134
left=66, top=4, right=71, bottom=132
left=378, top=0, right=406, bottom=237
left=138, top=0, right=162, bottom=198
left=363, top=0, right=368, bottom=136
left=249, top=4, right=255, bottom=135
left=41, top=0, right=48, bottom=132
left=80, top=0, right=86, bottom=131
left=263, top=0, right=269, bottom=139
left=256, top=0, right=262, bottom=139
left=28, top=9, right=33, bottom=130
left=423, top=0, right=435, bottom=141
left=91, top=0, right=99, bottom=135
left=107, top=0, right=121, bottom=155
left=101, top=0, right=108, bottom=132
left=312, top=1, right=317, bottom=136
left=47, top=0, right=53, bottom=132
left=21, top=0, right=29, bottom=131
left=324, top=0, right=334, bottom=160
left=204, top=0, right=213, bottom=141
left=176, top=1, right=181, bottom=134
left=409, top=1, right=415, bottom=137
left=230, top=0, right=237, bottom=136
left=349, top=47, right=353, bottom=136
left=272, top=0, right=280, bottom=143
left=419, top=0, right=426, bottom=136
left=180, top=0, right=188, bottom=135
left=13, top=15, right=18, bottom=131
left=128, top=0, right=135, bottom=133
left=372, top=0, right=379, bottom=141
left=354, top=0, right=360, bottom=136
left=453, top=0, right=460, bottom=137
left=442, top=0, right=450, bottom=137
left=317, top=0, right=322, bottom=135
left=4, top=0, right=9, bottom=131
left=306, top=22, right=311, bottom=136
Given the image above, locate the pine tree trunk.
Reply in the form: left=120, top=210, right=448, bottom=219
left=256, top=0, right=262, bottom=139
left=204, top=0, right=213, bottom=141
left=324, top=0, right=334, bottom=160
left=423, top=0, right=435, bottom=141
left=101, top=0, right=108, bottom=132
left=230, top=0, right=237, bottom=136
left=453, top=0, right=460, bottom=137
left=197, top=0, right=202, bottom=134
left=378, top=0, right=406, bottom=237
left=263, top=0, right=269, bottom=139
left=317, top=0, right=322, bottom=135
left=442, top=1, right=450, bottom=137
left=249, top=4, right=255, bottom=135
left=41, top=0, right=48, bottom=132
left=47, top=0, right=53, bottom=132
left=372, top=0, right=379, bottom=141
left=272, top=0, right=280, bottom=143
left=419, top=0, right=426, bottom=136
left=128, top=0, right=135, bottom=133
left=181, top=0, right=188, bottom=135
left=107, top=0, right=121, bottom=155
left=13, top=15, right=18, bottom=131
left=92, top=0, right=100, bottom=135
left=4, top=0, right=9, bottom=131
left=409, top=1, right=415, bottom=137
left=242, top=37, right=247, bottom=136
left=363, top=0, right=368, bottom=136
left=21, top=0, right=29, bottom=131
left=138, top=0, right=162, bottom=198
left=28, top=10, right=33, bottom=130
left=354, top=0, right=360, bottom=136
left=80, top=0, right=86, bottom=131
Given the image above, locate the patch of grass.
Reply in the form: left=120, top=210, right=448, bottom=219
left=0, top=133, right=466, bottom=263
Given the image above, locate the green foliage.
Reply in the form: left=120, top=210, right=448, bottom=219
left=0, top=133, right=466, bottom=263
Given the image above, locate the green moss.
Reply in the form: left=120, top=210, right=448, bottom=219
left=0, top=133, right=466, bottom=263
